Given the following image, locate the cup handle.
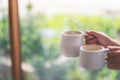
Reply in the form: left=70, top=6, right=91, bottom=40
left=104, top=48, right=109, bottom=51
left=104, top=48, right=109, bottom=64
left=82, top=32, right=88, bottom=37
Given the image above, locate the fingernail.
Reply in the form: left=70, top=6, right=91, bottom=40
left=108, top=46, right=112, bottom=48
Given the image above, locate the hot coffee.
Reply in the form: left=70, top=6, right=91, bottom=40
left=65, top=31, right=82, bottom=35
left=82, top=44, right=103, bottom=51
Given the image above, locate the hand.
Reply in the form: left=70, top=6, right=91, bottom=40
left=107, top=46, right=120, bottom=70
left=85, top=30, right=120, bottom=48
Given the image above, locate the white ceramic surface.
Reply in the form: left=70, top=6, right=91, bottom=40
left=61, top=30, right=86, bottom=57
left=80, top=45, right=108, bottom=70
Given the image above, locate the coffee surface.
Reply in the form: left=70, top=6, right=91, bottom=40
left=82, top=45, right=103, bottom=51
left=65, top=31, right=81, bottom=35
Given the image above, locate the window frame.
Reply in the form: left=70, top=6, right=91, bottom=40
left=8, top=0, right=22, bottom=80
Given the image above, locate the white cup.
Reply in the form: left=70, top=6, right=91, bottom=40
left=61, top=30, right=86, bottom=57
left=80, top=44, right=108, bottom=70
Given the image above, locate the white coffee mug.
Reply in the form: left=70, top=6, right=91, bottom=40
left=61, top=30, right=86, bottom=57
left=80, top=44, right=108, bottom=70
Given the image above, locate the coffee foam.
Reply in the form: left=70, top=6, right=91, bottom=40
left=82, top=45, right=103, bottom=51
left=65, top=31, right=82, bottom=35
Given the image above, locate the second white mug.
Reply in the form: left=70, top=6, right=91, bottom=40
left=80, top=44, right=108, bottom=70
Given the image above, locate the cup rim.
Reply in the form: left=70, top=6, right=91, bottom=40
left=80, top=44, right=105, bottom=53
left=62, top=30, right=84, bottom=36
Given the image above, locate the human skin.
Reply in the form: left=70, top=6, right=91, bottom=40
left=85, top=30, right=120, bottom=70
left=107, top=46, right=120, bottom=69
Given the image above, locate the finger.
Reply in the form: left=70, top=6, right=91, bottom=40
left=85, top=38, right=98, bottom=44
left=108, top=46, right=120, bottom=51
left=86, top=30, right=102, bottom=38
left=107, top=63, right=120, bottom=70
left=107, top=51, right=120, bottom=58
left=107, top=54, right=118, bottom=59
left=85, top=35, right=95, bottom=41
left=106, top=58, right=120, bottom=63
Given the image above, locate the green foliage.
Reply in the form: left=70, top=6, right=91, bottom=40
left=20, top=14, right=120, bottom=80
left=0, top=13, right=9, bottom=55
left=1, top=10, right=120, bottom=80
left=33, top=58, right=67, bottom=80
left=0, top=63, right=12, bottom=80
left=26, top=2, right=33, bottom=12
left=20, top=14, right=44, bottom=61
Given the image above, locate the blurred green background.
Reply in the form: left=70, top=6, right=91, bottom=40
left=0, top=0, right=120, bottom=80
